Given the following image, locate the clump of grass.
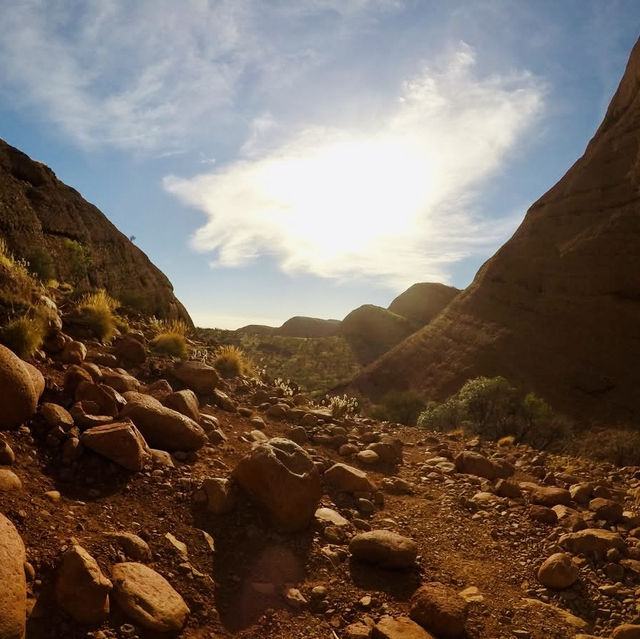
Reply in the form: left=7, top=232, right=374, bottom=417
left=151, top=319, right=189, bottom=358
left=213, top=345, right=254, bottom=378
left=324, top=393, right=360, bottom=419
left=497, top=435, right=515, bottom=448
left=0, top=315, right=46, bottom=359
left=0, top=238, right=38, bottom=302
left=76, top=289, right=120, bottom=342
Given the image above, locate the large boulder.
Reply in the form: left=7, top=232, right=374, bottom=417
left=559, top=529, right=626, bottom=557
left=111, top=562, right=189, bottom=632
left=232, top=438, right=321, bottom=532
left=409, top=582, right=468, bottom=638
left=81, top=421, right=151, bottom=471
left=0, top=514, right=26, bottom=639
left=537, top=553, right=579, bottom=589
left=56, top=545, right=112, bottom=624
left=0, top=344, right=39, bottom=429
left=324, top=463, right=376, bottom=494
left=349, top=530, right=418, bottom=569
left=454, top=451, right=499, bottom=480
left=120, top=401, right=206, bottom=451
left=171, top=361, right=221, bottom=394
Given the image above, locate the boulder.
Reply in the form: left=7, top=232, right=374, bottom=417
left=409, top=582, right=468, bottom=638
left=349, top=530, right=417, bottom=569
left=372, top=615, right=435, bottom=639
left=63, top=365, right=93, bottom=395
left=560, top=529, right=626, bottom=557
left=454, top=451, right=498, bottom=480
left=81, top=421, right=150, bottom=471
left=199, top=477, right=236, bottom=514
left=61, top=340, right=87, bottom=364
left=112, top=336, right=146, bottom=367
left=537, top=553, right=579, bottom=589
left=120, top=402, right=206, bottom=451
left=101, top=369, right=140, bottom=393
left=0, top=344, right=38, bottom=429
left=105, top=532, right=151, bottom=562
left=325, top=463, right=376, bottom=494
left=23, top=362, right=45, bottom=399
left=589, top=497, right=623, bottom=523
left=612, top=625, right=640, bottom=639
left=111, top=562, right=189, bottom=632
left=39, top=403, right=74, bottom=430
left=56, top=545, right=112, bottom=624
left=172, top=361, right=221, bottom=394
left=0, top=514, right=26, bottom=639
left=0, top=469, right=21, bottom=491
left=529, top=486, right=572, bottom=507
left=75, top=381, right=123, bottom=417
left=164, top=389, right=200, bottom=422
left=232, top=438, right=321, bottom=531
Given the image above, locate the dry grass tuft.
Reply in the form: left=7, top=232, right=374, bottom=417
left=0, top=315, right=46, bottom=359
left=213, top=345, right=254, bottom=378
left=150, top=318, right=190, bottom=358
left=76, top=289, right=120, bottom=342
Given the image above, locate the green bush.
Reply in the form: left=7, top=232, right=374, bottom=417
left=26, top=248, right=55, bottom=282
left=417, top=376, right=566, bottom=449
left=371, top=390, right=426, bottom=426
left=63, top=239, right=93, bottom=286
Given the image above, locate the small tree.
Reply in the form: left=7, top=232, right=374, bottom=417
left=63, top=239, right=93, bottom=286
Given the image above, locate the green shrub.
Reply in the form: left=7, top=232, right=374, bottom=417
left=213, top=344, right=254, bottom=378
left=0, top=315, right=46, bottom=359
left=76, top=289, right=119, bottom=342
left=63, top=239, right=93, bottom=285
left=417, top=376, right=566, bottom=450
left=26, top=248, right=55, bottom=282
left=371, top=390, right=425, bottom=425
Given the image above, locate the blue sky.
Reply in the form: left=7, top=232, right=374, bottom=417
left=0, top=1, right=638, bottom=328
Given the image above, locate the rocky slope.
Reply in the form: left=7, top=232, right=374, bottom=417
left=2, top=305, right=640, bottom=639
left=0, top=138, right=191, bottom=323
left=350, top=37, right=640, bottom=426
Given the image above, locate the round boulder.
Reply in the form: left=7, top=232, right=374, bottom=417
left=0, top=344, right=39, bottom=429
left=537, top=553, right=579, bottom=589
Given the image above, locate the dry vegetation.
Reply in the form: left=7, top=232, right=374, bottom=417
left=75, top=289, right=120, bottom=342
left=213, top=344, right=255, bottom=378
left=151, top=318, right=190, bottom=358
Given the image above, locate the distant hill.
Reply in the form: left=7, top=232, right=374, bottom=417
left=276, top=316, right=341, bottom=338
left=349, top=36, right=640, bottom=426
left=388, top=282, right=459, bottom=325
left=0, top=138, right=191, bottom=322
left=340, top=304, right=416, bottom=365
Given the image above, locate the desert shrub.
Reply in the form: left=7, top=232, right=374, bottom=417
left=417, top=376, right=566, bottom=450
left=325, top=394, right=360, bottom=419
left=213, top=345, right=254, bottom=378
left=151, top=334, right=187, bottom=358
left=572, top=428, right=640, bottom=467
left=417, top=399, right=461, bottom=431
left=63, top=238, right=93, bottom=286
left=371, top=390, right=425, bottom=425
left=76, top=289, right=119, bottom=342
left=26, top=248, right=55, bottom=282
left=0, top=238, right=38, bottom=301
left=0, top=315, right=46, bottom=359
left=151, top=319, right=189, bottom=358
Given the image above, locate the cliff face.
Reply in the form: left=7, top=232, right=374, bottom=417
left=350, top=37, right=640, bottom=425
left=0, top=139, right=191, bottom=323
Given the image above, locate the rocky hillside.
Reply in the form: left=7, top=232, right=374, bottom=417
left=350, top=37, right=640, bottom=427
left=2, top=298, right=640, bottom=638
left=0, top=138, right=191, bottom=323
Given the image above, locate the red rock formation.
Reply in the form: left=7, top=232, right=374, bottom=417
left=0, top=139, right=191, bottom=323
left=350, top=37, right=640, bottom=426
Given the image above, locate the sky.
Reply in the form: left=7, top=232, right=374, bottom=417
left=0, top=1, right=639, bottom=329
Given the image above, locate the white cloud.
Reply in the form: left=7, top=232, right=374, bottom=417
left=0, top=0, right=402, bottom=152
left=164, top=45, right=544, bottom=287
